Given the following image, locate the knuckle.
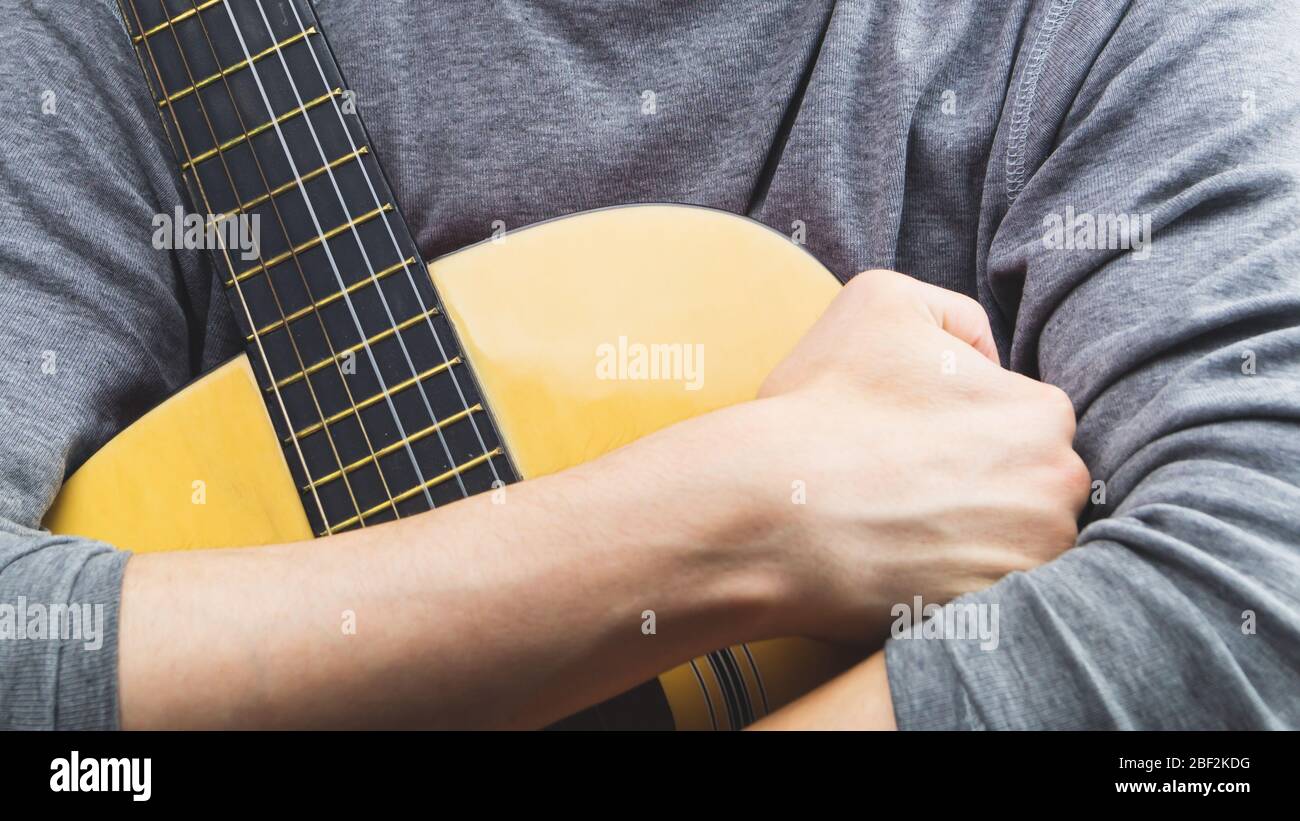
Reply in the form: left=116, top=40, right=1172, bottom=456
left=856, top=267, right=905, bottom=284
left=844, top=269, right=905, bottom=303
left=1037, top=383, right=1078, bottom=431
left=1057, top=450, right=1093, bottom=502
left=953, top=291, right=986, bottom=318
left=1040, top=381, right=1074, bottom=413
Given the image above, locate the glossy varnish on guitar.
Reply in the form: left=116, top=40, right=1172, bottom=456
left=45, top=0, right=857, bottom=728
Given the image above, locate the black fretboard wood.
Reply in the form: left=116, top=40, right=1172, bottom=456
left=119, top=0, right=517, bottom=536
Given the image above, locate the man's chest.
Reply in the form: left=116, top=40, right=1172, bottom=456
left=323, top=2, right=1026, bottom=274
left=202, top=0, right=1036, bottom=364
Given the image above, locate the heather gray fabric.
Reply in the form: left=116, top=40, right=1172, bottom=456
left=0, top=0, right=1297, bottom=729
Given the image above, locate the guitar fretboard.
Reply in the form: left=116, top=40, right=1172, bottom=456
left=119, top=0, right=517, bottom=536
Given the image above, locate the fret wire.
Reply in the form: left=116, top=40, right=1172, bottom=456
left=153, top=0, right=378, bottom=529
left=239, top=0, right=461, bottom=508
left=119, top=0, right=340, bottom=533
left=128, top=0, right=518, bottom=534
left=246, top=254, right=414, bottom=340
left=211, top=146, right=367, bottom=228
left=289, top=357, right=462, bottom=442
left=279, top=0, right=507, bottom=498
left=246, top=254, right=410, bottom=340
left=326, top=448, right=504, bottom=534
left=180, top=87, right=342, bottom=172
left=304, top=405, right=484, bottom=492
left=159, top=26, right=318, bottom=109
left=118, top=7, right=187, bottom=178
left=269, top=305, right=441, bottom=391
left=132, top=0, right=224, bottom=42
left=175, top=0, right=403, bottom=524
left=226, top=202, right=393, bottom=286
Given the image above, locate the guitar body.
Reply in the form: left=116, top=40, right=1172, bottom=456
left=44, top=203, right=857, bottom=729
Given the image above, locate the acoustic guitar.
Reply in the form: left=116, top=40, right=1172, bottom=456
left=43, top=0, right=857, bottom=729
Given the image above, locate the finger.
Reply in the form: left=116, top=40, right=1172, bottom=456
left=854, top=270, right=1000, bottom=363
left=908, top=281, right=1000, bottom=364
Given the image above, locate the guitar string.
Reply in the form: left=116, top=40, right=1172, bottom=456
left=280, top=0, right=504, bottom=492
left=284, top=0, right=736, bottom=725
left=118, top=0, right=336, bottom=533
left=130, top=1, right=757, bottom=728
left=703, top=652, right=741, bottom=730
left=716, top=648, right=756, bottom=727
left=255, top=0, right=740, bottom=729
left=687, top=660, right=720, bottom=731
left=219, top=0, right=444, bottom=511
left=275, top=6, right=763, bottom=726
left=243, top=0, right=482, bottom=500
left=151, top=0, right=378, bottom=529
left=739, top=643, right=771, bottom=718
left=177, top=0, right=404, bottom=522
left=259, top=2, right=755, bottom=729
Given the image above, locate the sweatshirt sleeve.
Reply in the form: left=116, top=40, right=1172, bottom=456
left=885, top=0, right=1300, bottom=729
left=0, top=0, right=217, bottom=729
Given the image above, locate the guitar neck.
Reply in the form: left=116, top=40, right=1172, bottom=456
left=118, top=0, right=516, bottom=536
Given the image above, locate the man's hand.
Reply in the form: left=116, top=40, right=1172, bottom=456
left=119, top=269, right=1089, bottom=729
left=662, top=269, right=1091, bottom=644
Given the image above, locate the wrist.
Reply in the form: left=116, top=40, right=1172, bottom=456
left=576, top=401, right=798, bottom=643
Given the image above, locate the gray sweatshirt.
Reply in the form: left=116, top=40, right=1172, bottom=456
left=1, top=0, right=1297, bottom=730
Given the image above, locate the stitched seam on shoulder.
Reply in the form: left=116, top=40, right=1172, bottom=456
left=1006, top=0, right=1079, bottom=205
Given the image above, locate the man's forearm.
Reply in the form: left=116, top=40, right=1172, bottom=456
left=115, top=271, right=1090, bottom=729
left=118, top=421, right=786, bottom=730
left=750, top=651, right=896, bottom=729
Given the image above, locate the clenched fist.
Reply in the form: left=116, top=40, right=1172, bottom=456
left=636, top=269, right=1090, bottom=644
